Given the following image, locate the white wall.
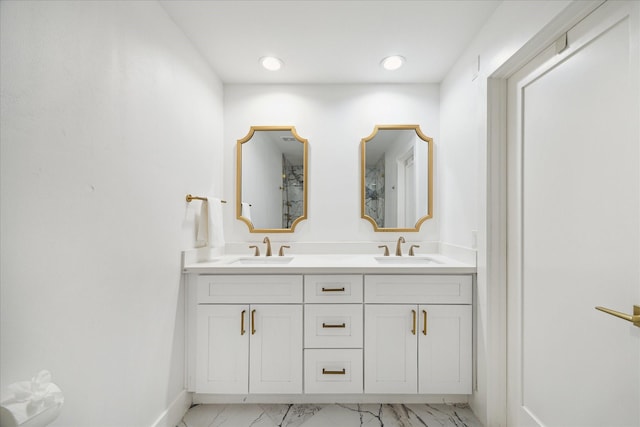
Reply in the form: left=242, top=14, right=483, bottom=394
left=241, top=132, right=283, bottom=229
left=0, top=1, right=223, bottom=426
left=439, top=1, right=573, bottom=425
left=223, top=84, right=440, bottom=246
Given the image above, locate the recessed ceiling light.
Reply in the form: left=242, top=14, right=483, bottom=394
left=260, top=56, right=283, bottom=71
left=381, top=55, right=405, bottom=71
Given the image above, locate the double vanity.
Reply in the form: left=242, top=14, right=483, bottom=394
left=183, top=124, right=474, bottom=403
left=183, top=247, right=475, bottom=404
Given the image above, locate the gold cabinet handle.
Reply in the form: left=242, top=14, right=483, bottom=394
left=322, top=287, right=345, bottom=292
left=241, top=310, right=246, bottom=335
left=595, top=305, right=640, bottom=327
left=322, top=368, right=346, bottom=375
left=422, top=310, right=427, bottom=336
left=322, top=322, right=346, bottom=328
left=411, top=309, right=417, bottom=335
left=251, top=309, right=256, bottom=335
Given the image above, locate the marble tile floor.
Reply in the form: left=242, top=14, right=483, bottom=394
left=178, top=403, right=484, bottom=427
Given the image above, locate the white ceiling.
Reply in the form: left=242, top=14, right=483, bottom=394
left=159, top=0, right=502, bottom=84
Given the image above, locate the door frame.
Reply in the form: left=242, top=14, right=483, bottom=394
left=483, top=1, right=605, bottom=425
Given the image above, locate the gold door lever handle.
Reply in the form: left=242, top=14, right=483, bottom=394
left=595, top=305, right=640, bottom=327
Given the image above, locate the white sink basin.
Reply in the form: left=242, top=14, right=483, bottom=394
left=231, top=256, right=294, bottom=265
left=374, top=256, right=439, bottom=265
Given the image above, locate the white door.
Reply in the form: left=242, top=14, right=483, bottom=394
left=249, top=304, right=303, bottom=393
left=364, top=304, right=418, bottom=393
left=404, top=154, right=416, bottom=227
left=418, top=304, right=472, bottom=394
left=396, top=150, right=417, bottom=228
left=196, top=305, right=249, bottom=393
left=507, top=1, right=640, bottom=426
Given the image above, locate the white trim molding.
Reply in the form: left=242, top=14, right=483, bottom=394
left=150, top=390, right=192, bottom=427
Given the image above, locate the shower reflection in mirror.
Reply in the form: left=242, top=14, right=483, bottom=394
left=237, top=126, right=308, bottom=233
left=281, top=154, right=304, bottom=228
left=361, top=124, right=433, bottom=232
left=365, top=155, right=386, bottom=226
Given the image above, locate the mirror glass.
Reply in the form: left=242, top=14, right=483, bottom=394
left=361, top=125, right=433, bottom=231
left=237, top=126, right=308, bottom=232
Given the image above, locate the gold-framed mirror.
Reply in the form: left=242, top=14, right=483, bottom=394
left=361, top=124, right=433, bottom=232
left=236, top=126, right=308, bottom=233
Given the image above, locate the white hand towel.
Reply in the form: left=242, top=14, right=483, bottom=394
left=241, top=202, right=252, bottom=222
left=195, top=197, right=225, bottom=248
left=195, top=201, right=209, bottom=248
left=207, top=197, right=225, bottom=248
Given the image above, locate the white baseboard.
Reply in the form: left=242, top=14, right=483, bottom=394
left=150, top=389, right=192, bottom=427
left=192, top=394, right=469, bottom=405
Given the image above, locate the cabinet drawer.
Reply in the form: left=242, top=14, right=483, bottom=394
left=364, top=275, right=472, bottom=304
left=304, top=275, right=363, bottom=303
left=304, top=304, right=363, bottom=348
left=304, top=349, right=363, bottom=394
left=197, top=275, right=302, bottom=303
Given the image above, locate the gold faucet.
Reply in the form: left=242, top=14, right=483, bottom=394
left=395, top=236, right=405, bottom=256
left=378, top=245, right=390, bottom=256
left=263, top=236, right=272, bottom=256
left=278, top=245, right=290, bottom=256
left=409, top=244, right=420, bottom=256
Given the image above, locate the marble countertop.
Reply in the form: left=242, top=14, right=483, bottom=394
left=183, top=253, right=476, bottom=274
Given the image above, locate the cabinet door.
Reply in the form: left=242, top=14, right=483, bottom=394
left=249, top=304, right=303, bottom=393
left=196, top=305, right=249, bottom=393
left=364, top=305, right=417, bottom=394
left=418, top=304, right=472, bottom=394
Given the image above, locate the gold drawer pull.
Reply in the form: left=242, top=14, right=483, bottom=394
left=411, top=309, right=417, bottom=335
left=322, top=322, right=346, bottom=328
left=595, top=305, right=640, bottom=327
left=321, top=287, right=345, bottom=292
left=322, top=368, right=346, bottom=375
left=241, top=310, right=246, bottom=335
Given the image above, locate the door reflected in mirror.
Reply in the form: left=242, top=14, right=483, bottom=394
left=237, top=126, right=308, bottom=233
left=361, top=125, right=433, bottom=231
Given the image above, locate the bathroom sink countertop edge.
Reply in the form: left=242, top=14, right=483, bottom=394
left=182, top=253, right=476, bottom=274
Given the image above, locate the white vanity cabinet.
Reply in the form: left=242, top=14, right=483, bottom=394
left=364, top=275, right=472, bottom=394
left=194, top=275, right=303, bottom=394
left=186, top=266, right=475, bottom=400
